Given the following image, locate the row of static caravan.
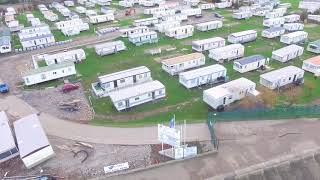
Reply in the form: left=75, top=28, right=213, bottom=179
left=263, top=17, right=285, bottom=27
left=155, top=21, right=180, bottom=33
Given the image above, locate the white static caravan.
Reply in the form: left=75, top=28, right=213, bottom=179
left=307, top=40, right=320, bottom=54
left=89, top=14, right=115, bottom=24
left=302, top=56, right=320, bottom=75
left=133, top=17, right=159, bottom=26
left=283, top=23, right=304, bottom=32
left=0, top=30, right=11, bottom=54
left=119, top=26, right=149, bottom=37
left=119, top=1, right=134, bottom=8
left=260, top=66, right=304, bottom=90
left=181, top=8, right=202, bottom=17
left=139, top=0, right=156, bottom=7
left=44, top=49, right=86, bottom=65
left=161, top=53, right=205, bottom=76
left=272, top=44, right=304, bottom=63
left=215, top=2, right=232, bottom=9
left=233, top=11, right=253, bottom=20
left=183, top=0, right=199, bottom=7
left=192, top=37, right=225, bottom=52
left=196, top=21, right=223, bottom=32
left=143, top=7, right=166, bottom=15
left=23, top=62, right=76, bottom=86
left=0, top=111, right=19, bottom=164
left=155, top=21, right=180, bottom=33
left=279, top=3, right=291, bottom=9
left=233, top=55, right=269, bottom=73
left=263, top=17, right=285, bottom=27
left=109, top=80, right=166, bottom=111
left=86, top=9, right=97, bottom=17
left=179, top=64, right=227, bottom=89
left=262, top=27, right=285, bottom=38
left=308, top=15, right=320, bottom=23
left=64, top=0, right=75, bottom=6
left=165, top=25, right=194, bottom=39
left=199, top=3, right=215, bottom=10
left=203, top=77, right=258, bottom=110
left=20, top=34, right=55, bottom=49
left=95, top=41, right=126, bottom=56
left=14, top=114, right=55, bottom=169
left=43, top=11, right=59, bottom=22
left=55, top=19, right=88, bottom=31
left=92, top=66, right=152, bottom=97
left=153, top=9, right=176, bottom=18
left=75, top=6, right=86, bottom=14
left=280, top=31, right=308, bottom=45
left=161, top=14, right=188, bottom=22
left=128, top=31, right=158, bottom=46
left=283, top=14, right=300, bottom=23
left=227, top=30, right=257, bottom=44
left=265, top=11, right=285, bottom=19
left=209, top=44, right=245, bottom=62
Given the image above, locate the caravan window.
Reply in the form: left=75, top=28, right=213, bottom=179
left=118, top=102, right=123, bottom=106
left=135, top=97, right=140, bottom=101
left=120, top=79, right=125, bottom=83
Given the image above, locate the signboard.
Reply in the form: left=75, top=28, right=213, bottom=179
left=158, top=124, right=181, bottom=147
left=174, top=146, right=197, bottom=160
left=104, top=162, right=129, bottom=174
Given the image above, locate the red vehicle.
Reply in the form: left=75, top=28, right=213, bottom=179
left=62, top=83, right=79, bottom=93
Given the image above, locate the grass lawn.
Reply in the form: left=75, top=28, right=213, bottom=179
left=16, top=13, right=31, bottom=27
left=12, top=35, right=22, bottom=49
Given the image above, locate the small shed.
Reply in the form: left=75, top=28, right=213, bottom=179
left=95, top=41, right=126, bottom=56
left=165, top=25, right=194, bottom=39
left=128, top=31, right=158, bottom=46
left=307, top=40, right=320, bottom=54
left=192, top=37, right=225, bottom=52
left=302, top=56, right=320, bottom=75
left=283, top=23, right=304, bottom=32
left=261, top=27, right=285, bottom=38
left=209, top=44, right=245, bottom=62
left=272, top=44, right=304, bottom=62
left=233, top=55, right=269, bottom=73
left=196, top=20, right=223, bottom=32
left=161, top=53, right=205, bottom=75
left=14, top=114, right=55, bottom=169
left=227, top=30, right=257, bottom=44
left=263, top=17, right=285, bottom=27
left=260, top=66, right=304, bottom=90
left=280, top=31, right=308, bottom=44
left=179, top=64, right=227, bottom=88
left=109, top=80, right=166, bottom=111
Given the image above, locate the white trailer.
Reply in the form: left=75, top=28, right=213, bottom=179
left=165, top=25, right=194, bottom=39
left=179, top=64, right=227, bottom=88
left=155, top=21, right=180, bottom=33
left=283, top=14, right=300, bottom=23
left=128, top=31, right=158, bottom=46
left=280, top=31, right=308, bottom=44
left=92, top=66, right=152, bottom=97
left=203, top=77, right=258, bottom=110
left=44, top=49, right=86, bottom=65
left=183, top=0, right=200, bottom=7
left=89, top=14, right=114, bottom=24
left=262, top=27, right=285, bottom=38
left=279, top=3, right=291, bottom=9
left=161, top=53, right=205, bottom=76
left=265, top=11, right=285, bottom=19
left=196, top=20, right=223, bottom=31
left=192, top=37, right=225, bottom=52
left=144, top=7, right=166, bottom=15
left=233, top=11, right=253, bottom=19
left=86, top=9, right=97, bottom=17
left=215, top=2, right=232, bottom=9
left=161, top=14, right=188, bottom=22
left=307, top=40, right=320, bottom=54
left=133, top=17, right=159, bottom=26
left=209, top=44, right=245, bottom=62
left=119, top=26, right=149, bottom=37
left=302, top=56, right=320, bottom=75
left=139, top=0, right=156, bottom=7
left=75, top=6, right=86, bottom=14
left=308, top=15, right=320, bottom=23
left=272, top=44, right=304, bottom=62
left=283, top=23, right=304, bottom=32
left=263, top=17, right=285, bottom=27
left=260, top=66, right=304, bottom=90
left=253, top=8, right=270, bottom=17
left=199, top=3, right=215, bottom=10
left=153, top=9, right=176, bottom=18
left=228, top=30, right=257, bottom=44
left=181, top=8, right=202, bottom=17
left=95, top=41, right=126, bottom=56
left=64, top=0, right=75, bottom=6
left=233, top=55, right=269, bottom=73
left=119, top=1, right=134, bottom=8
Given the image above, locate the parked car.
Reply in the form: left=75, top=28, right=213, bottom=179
left=61, top=83, right=79, bottom=93
left=213, top=12, right=224, bottom=19
left=0, top=79, right=9, bottom=93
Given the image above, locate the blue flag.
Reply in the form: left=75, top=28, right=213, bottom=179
left=169, top=115, right=175, bottom=128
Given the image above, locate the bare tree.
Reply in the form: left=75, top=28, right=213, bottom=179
left=300, top=10, right=308, bottom=22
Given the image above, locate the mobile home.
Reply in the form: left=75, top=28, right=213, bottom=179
left=0, top=111, right=19, bottom=164
left=233, top=11, right=253, bottom=19
left=133, top=17, right=159, bottom=26
left=192, top=37, right=225, bottom=52
left=85, top=9, right=97, bottom=17
left=179, top=64, right=227, bottom=88
left=199, top=3, right=215, bottom=10
left=233, top=55, right=269, bottom=73
left=119, top=1, right=134, bottom=8
left=165, top=25, right=194, bottom=39
left=308, top=15, right=320, bottom=23
left=161, top=53, right=205, bottom=75
left=265, top=11, right=285, bottom=19
left=283, top=23, right=304, bottom=32
left=95, top=41, right=126, bottom=56
left=283, top=14, right=300, bottom=23
left=302, top=56, right=320, bottom=75
left=109, top=80, right=165, bottom=111
left=260, top=66, right=304, bottom=90
left=215, top=1, right=232, bottom=8
left=23, top=62, right=76, bottom=86
left=263, top=17, right=285, bottom=27
left=0, top=30, right=11, bottom=54
left=44, top=49, right=86, bottom=65
left=89, top=14, right=115, bottom=24
left=196, top=20, right=223, bottom=31
left=209, top=44, right=245, bottom=62
left=143, top=7, right=166, bottom=15
left=43, top=11, right=59, bottom=22
left=203, top=77, right=258, bottom=110
left=119, top=26, right=149, bottom=37
left=181, top=8, right=202, bottom=17
left=261, top=27, right=285, bottom=38
left=14, top=114, right=55, bottom=169
left=161, top=14, right=188, bottom=22
left=279, top=3, right=291, bottom=9
left=280, top=31, right=308, bottom=44
left=153, top=9, right=176, bottom=18
left=101, top=7, right=115, bottom=14
left=228, top=30, right=257, bottom=44
left=307, top=40, right=320, bottom=54
left=64, top=0, right=75, bottom=6
left=183, top=0, right=200, bottom=6
left=92, top=66, right=152, bottom=97
left=155, top=21, right=180, bottom=33
left=272, top=44, right=304, bottom=62
left=75, top=6, right=86, bottom=14
left=128, top=31, right=158, bottom=46
left=20, top=34, right=55, bottom=49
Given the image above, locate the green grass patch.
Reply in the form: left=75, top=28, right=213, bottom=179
left=16, top=13, right=30, bottom=27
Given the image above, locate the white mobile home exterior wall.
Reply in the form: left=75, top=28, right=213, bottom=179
left=272, top=44, right=304, bottom=62
left=161, top=53, right=205, bottom=75
left=95, top=41, right=126, bottom=56
left=209, top=44, right=245, bottom=62
left=284, top=14, right=300, bottom=23
left=228, top=30, right=257, bottom=44
left=155, top=21, right=180, bottom=33
left=179, top=64, right=227, bottom=88
left=280, top=31, right=308, bottom=44
left=128, top=31, right=158, bottom=46
left=215, top=2, right=232, bottom=8
left=262, top=27, right=285, bottom=38
left=265, top=11, right=285, bottom=19
left=233, top=55, right=269, bottom=73
left=233, top=11, right=253, bottom=19
left=181, top=8, right=202, bottom=17
left=120, top=26, right=149, bottom=37
left=199, top=3, right=215, bottom=10
left=283, top=23, right=304, bottom=32
left=44, top=49, right=86, bottom=65
left=89, top=14, right=115, bottom=24
left=165, top=25, right=194, bottom=39
left=133, top=17, right=159, bottom=26
left=196, top=20, right=223, bottom=31
left=263, top=17, right=285, bottom=27
left=161, top=14, right=188, bottom=22
left=260, top=66, right=304, bottom=90
left=192, top=37, right=225, bottom=52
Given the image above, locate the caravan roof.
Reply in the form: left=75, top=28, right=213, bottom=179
left=162, top=53, right=204, bottom=65
left=95, top=40, right=124, bottom=49
left=304, top=56, right=320, bottom=66
left=109, top=80, right=164, bottom=102
left=179, top=64, right=226, bottom=80
left=98, top=66, right=150, bottom=84
left=0, top=111, right=16, bottom=153
left=272, top=44, right=303, bottom=57
left=13, top=114, right=50, bottom=158
left=282, top=31, right=308, bottom=38
left=23, top=62, right=74, bottom=76
left=229, top=30, right=257, bottom=37
left=234, top=55, right=265, bottom=65
left=260, top=66, right=304, bottom=82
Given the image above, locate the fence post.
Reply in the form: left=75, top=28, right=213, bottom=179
left=207, top=112, right=218, bottom=150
